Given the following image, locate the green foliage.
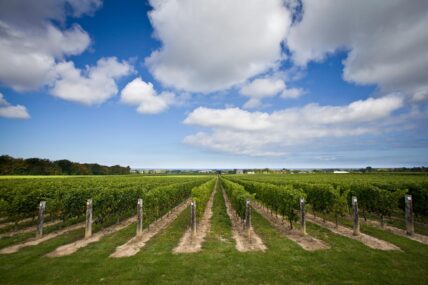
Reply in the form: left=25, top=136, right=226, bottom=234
left=230, top=173, right=428, bottom=218
left=0, top=176, right=210, bottom=226
left=0, top=155, right=131, bottom=175
left=331, top=186, right=350, bottom=226
left=1, top=188, right=428, bottom=285
left=191, top=178, right=216, bottom=218
left=220, top=178, right=254, bottom=219
left=228, top=178, right=304, bottom=228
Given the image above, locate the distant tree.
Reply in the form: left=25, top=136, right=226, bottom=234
left=0, top=155, right=130, bottom=175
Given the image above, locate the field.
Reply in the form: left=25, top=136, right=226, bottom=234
left=0, top=174, right=427, bottom=284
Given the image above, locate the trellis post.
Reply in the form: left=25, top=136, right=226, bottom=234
left=85, top=199, right=93, bottom=239
left=191, top=201, right=197, bottom=236
left=352, top=196, right=360, bottom=236
left=245, top=199, right=252, bottom=236
left=300, top=197, right=306, bottom=235
left=405, top=195, right=414, bottom=236
left=137, top=198, right=143, bottom=238
left=36, top=201, right=46, bottom=238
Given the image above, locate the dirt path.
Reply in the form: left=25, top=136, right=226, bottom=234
left=252, top=202, right=329, bottom=251
left=46, top=216, right=137, bottom=257
left=173, top=182, right=217, bottom=253
left=0, top=217, right=35, bottom=229
left=362, top=219, right=428, bottom=245
left=306, top=215, right=400, bottom=251
left=0, top=222, right=85, bottom=254
left=0, top=220, right=62, bottom=238
left=110, top=199, right=191, bottom=258
left=222, top=188, right=266, bottom=252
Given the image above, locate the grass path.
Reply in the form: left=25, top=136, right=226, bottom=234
left=173, top=182, right=217, bottom=253
left=221, top=187, right=266, bottom=252
left=0, top=189, right=427, bottom=284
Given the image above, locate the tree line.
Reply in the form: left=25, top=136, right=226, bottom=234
left=0, top=155, right=131, bottom=175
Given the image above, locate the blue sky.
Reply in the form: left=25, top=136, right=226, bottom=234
left=0, top=0, right=427, bottom=168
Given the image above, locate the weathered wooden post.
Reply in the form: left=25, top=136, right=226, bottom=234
left=36, top=201, right=46, bottom=238
left=405, top=195, right=414, bottom=236
left=137, top=198, right=143, bottom=238
left=245, top=199, right=252, bottom=236
left=85, top=199, right=93, bottom=239
left=191, top=201, right=196, bottom=236
left=300, top=197, right=306, bottom=235
left=352, top=196, right=360, bottom=236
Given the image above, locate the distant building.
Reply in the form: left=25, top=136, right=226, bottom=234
left=334, top=170, right=349, bottom=174
left=236, top=169, right=244, bottom=174
left=246, top=171, right=255, bottom=175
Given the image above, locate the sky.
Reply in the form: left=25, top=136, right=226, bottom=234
left=0, top=0, right=428, bottom=169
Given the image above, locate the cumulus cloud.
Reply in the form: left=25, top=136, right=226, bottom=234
left=50, top=57, right=133, bottom=105
left=281, top=87, right=304, bottom=99
left=241, top=78, right=285, bottom=99
left=0, top=0, right=101, bottom=27
left=287, top=0, right=428, bottom=101
left=121, top=77, right=175, bottom=114
left=146, top=0, right=291, bottom=93
left=239, top=76, right=304, bottom=108
left=0, top=0, right=101, bottom=91
left=240, top=77, right=285, bottom=108
left=0, top=93, right=30, bottom=119
left=183, top=95, right=404, bottom=156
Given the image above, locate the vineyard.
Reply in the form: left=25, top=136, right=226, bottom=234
left=0, top=173, right=427, bottom=284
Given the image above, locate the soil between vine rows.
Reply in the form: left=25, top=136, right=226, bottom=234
left=173, top=185, right=217, bottom=253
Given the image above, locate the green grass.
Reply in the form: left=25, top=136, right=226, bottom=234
left=0, top=188, right=427, bottom=284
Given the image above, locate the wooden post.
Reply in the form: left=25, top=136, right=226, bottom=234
left=245, top=199, right=252, bottom=236
left=244, top=199, right=252, bottom=239
left=300, top=197, right=306, bottom=235
left=137, top=198, right=143, bottom=238
left=405, top=195, right=414, bottom=236
left=352, top=196, right=360, bottom=236
left=36, top=201, right=46, bottom=238
left=191, top=201, right=196, bottom=236
left=85, top=199, right=93, bottom=239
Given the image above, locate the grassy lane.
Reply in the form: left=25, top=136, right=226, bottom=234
left=0, top=187, right=427, bottom=284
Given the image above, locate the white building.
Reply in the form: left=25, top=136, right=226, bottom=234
left=334, top=170, right=349, bottom=174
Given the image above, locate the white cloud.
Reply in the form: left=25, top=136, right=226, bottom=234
left=281, top=87, right=304, bottom=99
left=0, top=93, right=30, bottom=119
left=121, top=77, right=175, bottom=114
left=183, top=95, right=404, bottom=156
left=0, top=0, right=101, bottom=26
left=239, top=76, right=305, bottom=108
left=0, top=21, right=90, bottom=91
left=0, top=0, right=101, bottom=91
left=65, top=0, right=102, bottom=17
left=287, top=0, right=428, bottom=101
left=50, top=57, right=133, bottom=105
left=240, top=77, right=285, bottom=108
left=240, top=78, right=285, bottom=99
left=146, top=0, right=291, bottom=93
